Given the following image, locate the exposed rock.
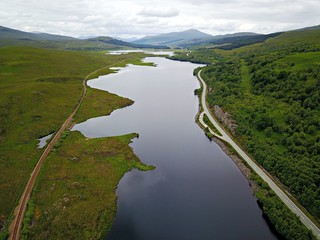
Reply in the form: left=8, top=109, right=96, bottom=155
left=213, top=105, right=237, bottom=135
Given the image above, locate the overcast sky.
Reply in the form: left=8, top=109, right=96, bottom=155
left=0, top=0, right=319, bottom=38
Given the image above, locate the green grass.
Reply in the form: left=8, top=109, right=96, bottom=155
left=266, top=30, right=320, bottom=47
left=25, top=131, right=153, bottom=240
left=74, top=87, right=133, bottom=123
left=276, top=52, right=320, bottom=69
left=240, top=60, right=251, bottom=95
left=195, top=28, right=320, bottom=238
left=0, top=38, right=124, bottom=51
left=203, top=114, right=222, bottom=136
left=0, top=46, right=153, bottom=234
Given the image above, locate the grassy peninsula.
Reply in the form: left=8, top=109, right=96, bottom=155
left=23, top=131, right=153, bottom=240
left=0, top=46, right=154, bottom=239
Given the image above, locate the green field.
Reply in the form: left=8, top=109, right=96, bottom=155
left=74, top=87, right=133, bottom=123
left=1, top=27, right=320, bottom=239
left=0, top=38, right=122, bottom=51
left=23, top=131, right=153, bottom=240
left=203, top=113, right=222, bottom=136
left=183, top=29, right=320, bottom=239
left=276, top=52, right=320, bottom=70
left=0, top=46, right=153, bottom=238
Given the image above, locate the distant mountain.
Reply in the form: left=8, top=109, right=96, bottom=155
left=2, top=25, right=319, bottom=51
left=133, top=29, right=213, bottom=46
left=115, top=37, right=139, bottom=42
left=0, top=26, right=34, bottom=39
left=0, top=26, right=168, bottom=50
left=179, top=32, right=259, bottom=48
left=207, top=32, right=283, bottom=50
left=87, top=36, right=169, bottom=49
left=293, top=24, right=320, bottom=32
left=181, top=33, right=277, bottom=49
left=32, top=32, right=76, bottom=41
left=0, top=26, right=76, bottom=41
left=211, top=32, right=258, bottom=40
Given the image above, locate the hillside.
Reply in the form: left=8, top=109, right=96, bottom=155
left=172, top=27, right=320, bottom=239
left=133, top=29, right=212, bottom=46
left=0, top=26, right=76, bottom=41
left=0, top=26, right=168, bottom=50
left=0, top=46, right=154, bottom=238
left=182, top=32, right=282, bottom=49
left=133, top=29, right=261, bottom=48
left=294, top=24, right=320, bottom=32
left=88, top=36, right=169, bottom=49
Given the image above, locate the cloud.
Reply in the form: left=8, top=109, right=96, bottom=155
left=138, top=7, right=179, bottom=18
left=83, top=15, right=105, bottom=23
left=0, top=0, right=319, bottom=38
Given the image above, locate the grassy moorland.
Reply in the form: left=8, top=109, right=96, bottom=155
left=74, top=87, right=133, bottom=123
left=185, top=29, right=320, bottom=239
left=0, top=46, right=153, bottom=238
left=23, top=131, right=153, bottom=240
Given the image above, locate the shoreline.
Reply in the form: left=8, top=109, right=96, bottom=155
left=210, top=137, right=285, bottom=239
left=211, top=137, right=258, bottom=191
left=194, top=88, right=285, bottom=238
left=194, top=67, right=319, bottom=240
left=194, top=79, right=285, bottom=238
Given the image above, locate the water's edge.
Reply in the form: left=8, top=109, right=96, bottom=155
left=73, top=57, right=278, bottom=240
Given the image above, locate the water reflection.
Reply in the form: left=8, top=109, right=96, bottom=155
left=73, top=57, right=278, bottom=240
left=108, top=50, right=174, bottom=56
left=37, top=133, right=53, bottom=148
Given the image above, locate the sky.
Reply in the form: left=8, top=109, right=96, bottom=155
left=0, top=0, right=319, bottom=39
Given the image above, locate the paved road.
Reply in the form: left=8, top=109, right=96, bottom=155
left=198, top=112, right=225, bottom=140
left=197, top=69, right=320, bottom=239
left=9, top=62, right=124, bottom=240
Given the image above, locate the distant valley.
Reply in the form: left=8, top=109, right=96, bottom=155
left=0, top=25, right=290, bottom=50
left=0, top=26, right=168, bottom=50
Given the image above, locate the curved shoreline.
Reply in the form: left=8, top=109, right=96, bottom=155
left=8, top=61, right=127, bottom=240
left=195, top=69, right=320, bottom=239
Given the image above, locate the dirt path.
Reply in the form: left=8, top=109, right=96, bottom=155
left=9, top=61, right=124, bottom=240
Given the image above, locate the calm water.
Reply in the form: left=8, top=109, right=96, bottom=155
left=37, top=133, right=53, bottom=148
left=108, top=50, right=174, bottom=56
left=73, top=57, right=278, bottom=240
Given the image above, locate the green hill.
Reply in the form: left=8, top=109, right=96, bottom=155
left=265, top=29, right=320, bottom=47
left=0, top=26, right=168, bottom=50
left=0, top=46, right=152, bottom=238
left=174, top=26, right=320, bottom=239
left=133, top=29, right=260, bottom=48
left=88, top=36, right=169, bottom=49
left=133, top=29, right=213, bottom=46
left=0, top=26, right=76, bottom=41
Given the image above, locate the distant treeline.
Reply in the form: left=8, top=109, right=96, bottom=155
left=179, top=32, right=283, bottom=49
